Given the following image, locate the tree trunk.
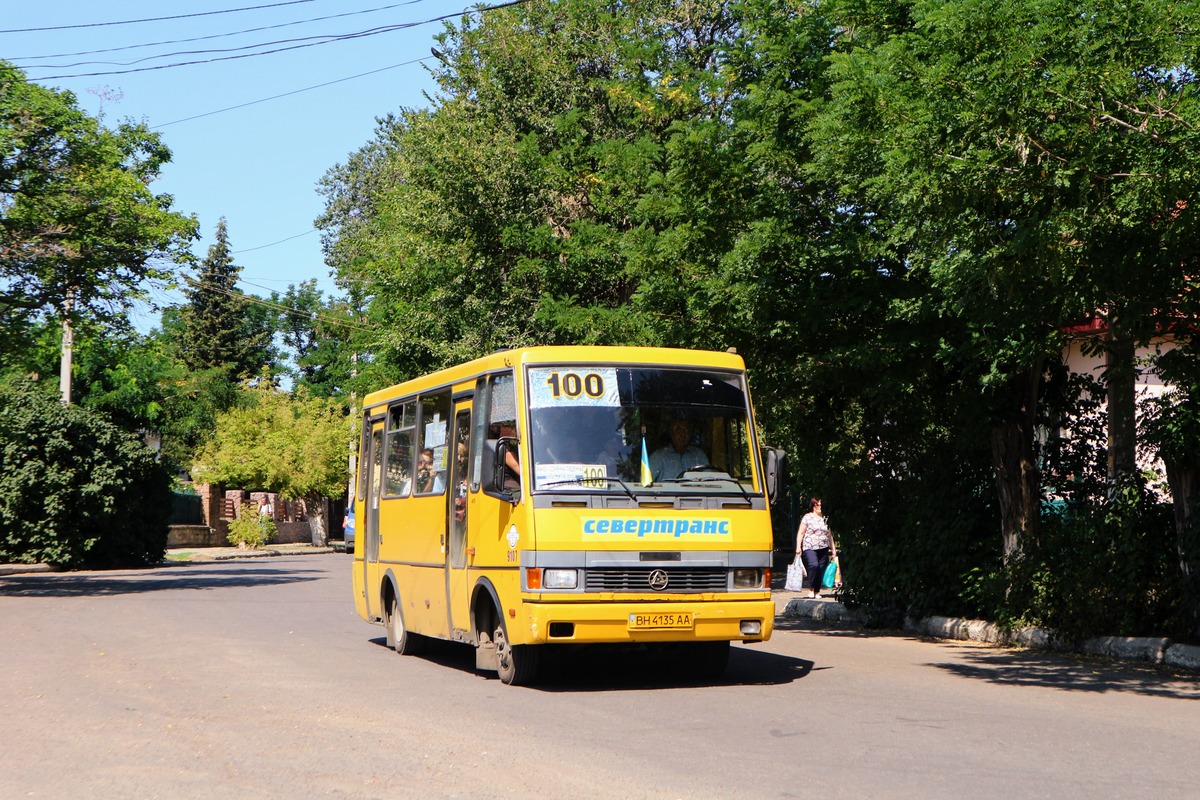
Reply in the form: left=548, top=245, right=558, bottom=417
left=1163, top=458, right=1200, bottom=637
left=59, top=290, right=75, bottom=405
left=1105, top=319, right=1138, bottom=488
left=305, top=495, right=329, bottom=547
left=1164, top=459, right=1198, bottom=575
left=990, top=362, right=1043, bottom=563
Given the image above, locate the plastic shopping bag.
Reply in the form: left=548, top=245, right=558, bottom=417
left=785, top=556, right=807, bottom=591
left=822, top=557, right=842, bottom=589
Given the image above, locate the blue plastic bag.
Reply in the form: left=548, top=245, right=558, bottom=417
left=822, top=557, right=841, bottom=589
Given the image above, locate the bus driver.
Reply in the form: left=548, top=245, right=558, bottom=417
left=649, top=416, right=708, bottom=481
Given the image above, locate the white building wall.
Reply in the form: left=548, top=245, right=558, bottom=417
left=1060, top=335, right=1179, bottom=494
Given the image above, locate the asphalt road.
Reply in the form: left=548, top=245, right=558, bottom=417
left=2, top=554, right=1198, bottom=799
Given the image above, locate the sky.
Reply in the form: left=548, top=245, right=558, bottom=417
left=3, top=0, right=477, bottom=332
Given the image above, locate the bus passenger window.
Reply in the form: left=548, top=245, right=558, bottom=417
left=384, top=401, right=415, bottom=497
left=417, top=389, right=451, bottom=495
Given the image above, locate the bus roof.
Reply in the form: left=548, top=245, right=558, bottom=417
left=361, top=345, right=747, bottom=410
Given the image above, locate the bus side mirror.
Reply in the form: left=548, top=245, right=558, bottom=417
left=762, top=447, right=786, bottom=507
left=483, top=437, right=520, bottom=503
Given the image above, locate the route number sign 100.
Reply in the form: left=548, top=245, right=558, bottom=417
left=544, top=371, right=605, bottom=400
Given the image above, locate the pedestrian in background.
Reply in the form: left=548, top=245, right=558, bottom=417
left=795, top=497, right=836, bottom=599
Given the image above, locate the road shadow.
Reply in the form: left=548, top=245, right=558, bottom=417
left=370, top=636, right=813, bottom=691
left=0, top=564, right=322, bottom=597
left=924, top=644, right=1200, bottom=699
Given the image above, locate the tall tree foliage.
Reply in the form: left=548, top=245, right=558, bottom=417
left=180, top=218, right=274, bottom=379
left=0, top=62, right=196, bottom=362
left=318, top=0, right=757, bottom=381
left=272, top=278, right=364, bottom=398
left=809, top=0, right=1200, bottom=562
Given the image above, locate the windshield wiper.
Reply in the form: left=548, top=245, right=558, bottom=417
left=540, top=476, right=638, bottom=502
left=669, top=474, right=754, bottom=503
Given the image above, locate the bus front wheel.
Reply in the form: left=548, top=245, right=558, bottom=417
left=387, top=595, right=425, bottom=656
left=494, top=621, right=539, bottom=686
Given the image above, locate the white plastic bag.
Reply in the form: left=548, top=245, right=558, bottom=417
left=785, top=555, right=807, bottom=592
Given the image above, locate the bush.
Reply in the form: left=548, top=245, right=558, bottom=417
left=0, top=380, right=172, bottom=568
left=226, top=503, right=275, bottom=549
left=992, top=483, right=1177, bottom=640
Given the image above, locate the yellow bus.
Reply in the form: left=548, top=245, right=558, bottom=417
left=352, top=346, right=783, bottom=685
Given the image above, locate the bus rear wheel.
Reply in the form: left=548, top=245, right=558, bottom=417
left=494, top=621, right=539, bottom=686
left=387, top=595, right=425, bottom=656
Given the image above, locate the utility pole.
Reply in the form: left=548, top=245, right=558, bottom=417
left=58, top=290, right=75, bottom=405
left=347, top=349, right=358, bottom=507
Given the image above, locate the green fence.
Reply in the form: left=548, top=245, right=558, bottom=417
left=169, top=491, right=204, bottom=525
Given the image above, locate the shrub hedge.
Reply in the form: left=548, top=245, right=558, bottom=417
left=0, top=380, right=172, bottom=568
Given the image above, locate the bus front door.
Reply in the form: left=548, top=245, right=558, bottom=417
left=445, top=403, right=473, bottom=639
left=363, top=419, right=385, bottom=622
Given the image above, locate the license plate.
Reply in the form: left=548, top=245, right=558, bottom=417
left=628, top=612, right=694, bottom=630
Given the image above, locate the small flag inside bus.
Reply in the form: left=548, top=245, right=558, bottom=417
left=640, top=438, right=653, bottom=486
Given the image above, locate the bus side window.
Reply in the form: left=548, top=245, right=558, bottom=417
left=416, top=389, right=452, bottom=495
left=384, top=400, right=415, bottom=497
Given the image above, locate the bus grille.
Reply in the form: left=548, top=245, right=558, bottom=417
left=584, top=568, right=728, bottom=593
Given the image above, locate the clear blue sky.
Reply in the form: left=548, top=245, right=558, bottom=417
left=3, top=0, right=473, bottom=330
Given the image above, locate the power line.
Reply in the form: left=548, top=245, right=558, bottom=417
left=28, top=0, right=530, bottom=80
left=30, top=25, right=425, bottom=77
left=0, top=1, right=319, bottom=34
left=153, top=57, right=427, bottom=126
left=232, top=228, right=320, bottom=253
left=28, top=21, right=428, bottom=70
left=9, top=1, right=431, bottom=61
left=179, top=273, right=375, bottom=332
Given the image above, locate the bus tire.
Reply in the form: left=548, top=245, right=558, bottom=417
left=387, top=594, right=425, bottom=656
left=494, top=620, right=539, bottom=686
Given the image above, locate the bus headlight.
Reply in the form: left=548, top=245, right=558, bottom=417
left=732, top=568, right=763, bottom=589
left=543, top=569, right=578, bottom=590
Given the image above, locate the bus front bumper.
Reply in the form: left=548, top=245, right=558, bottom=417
left=519, top=597, right=775, bottom=645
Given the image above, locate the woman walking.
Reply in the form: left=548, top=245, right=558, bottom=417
left=795, top=497, right=837, bottom=599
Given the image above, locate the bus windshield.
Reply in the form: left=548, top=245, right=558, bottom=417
left=527, top=366, right=757, bottom=494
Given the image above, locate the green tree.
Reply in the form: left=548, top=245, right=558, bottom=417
left=1144, top=337, right=1200, bottom=637
left=317, top=0, right=754, bottom=380
left=0, top=61, right=197, bottom=372
left=180, top=218, right=274, bottom=379
left=191, top=381, right=350, bottom=545
left=272, top=279, right=364, bottom=398
left=808, top=0, right=1200, bottom=561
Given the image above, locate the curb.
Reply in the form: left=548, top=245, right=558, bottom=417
left=781, top=596, right=1200, bottom=674
left=169, top=546, right=335, bottom=562
left=0, top=563, right=54, bottom=577
left=210, top=547, right=335, bottom=561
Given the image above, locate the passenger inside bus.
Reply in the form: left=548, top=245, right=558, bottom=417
left=649, top=416, right=709, bottom=481
left=490, top=423, right=521, bottom=490
left=416, top=448, right=436, bottom=493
